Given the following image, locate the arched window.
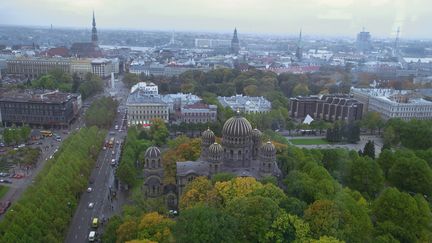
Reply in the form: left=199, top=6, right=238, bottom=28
left=230, top=150, right=234, bottom=159
left=151, top=160, right=155, bottom=168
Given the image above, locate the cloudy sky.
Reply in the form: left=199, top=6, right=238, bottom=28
left=1, top=0, right=431, bottom=38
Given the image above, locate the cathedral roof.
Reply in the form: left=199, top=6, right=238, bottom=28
left=209, top=142, right=223, bottom=154
left=202, top=128, right=215, bottom=141
left=145, top=146, right=161, bottom=159
left=222, top=113, right=252, bottom=138
left=260, top=141, right=276, bottom=156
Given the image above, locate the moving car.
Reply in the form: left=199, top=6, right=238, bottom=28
left=88, top=231, right=96, bottom=242
left=91, top=218, right=99, bottom=228
left=87, top=187, right=92, bottom=192
left=88, top=202, right=94, bottom=209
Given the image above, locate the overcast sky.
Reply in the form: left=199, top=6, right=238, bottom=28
left=1, top=0, right=431, bottom=38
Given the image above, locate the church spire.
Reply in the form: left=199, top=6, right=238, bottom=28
left=91, top=10, right=98, bottom=46
left=231, top=27, right=240, bottom=55
left=295, top=28, right=303, bottom=61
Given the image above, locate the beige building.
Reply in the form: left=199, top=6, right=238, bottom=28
left=7, top=57, right=71, bottom=78
left=126, top=91, right=169, bottom=126
left=70, top=59, right=92, bottom=77
left=91, top=58, right=113, bottom=78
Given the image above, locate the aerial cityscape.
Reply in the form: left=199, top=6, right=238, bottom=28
left=1, top=0, right=432, bottom=242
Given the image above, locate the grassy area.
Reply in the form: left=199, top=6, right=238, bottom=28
left=0, top=185, right=10, bottom=200
left=289, top=138, right=329, bottom=145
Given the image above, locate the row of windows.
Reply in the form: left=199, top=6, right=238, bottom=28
left=132, top=110, right=167, bottom=114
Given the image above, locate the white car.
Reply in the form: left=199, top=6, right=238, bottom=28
left=87, top=187, right=92, bottom=193
left=112, top=151, right=115, bottom=155
left=88, top=202, right=94, bottom=208
left=103, top=146, right=106, bottom=150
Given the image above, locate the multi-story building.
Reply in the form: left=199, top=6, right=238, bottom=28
left=70, top=58, right=92, bottom=77
left=351, top=88, right=432, bottom=120
left=218, top=94, right=271, bottom=113
left=178, top=103, right=217, bottom=124
left=130, top=82, right=158, bottom=95
left=194, top=39, right=231, bottom=49
left=160, top=93, right=201, bottom=114
left=289, top=95, right=363, bottom=122
left=126, top=91, right=169, bottom=126
left=91, top=58, right=112, bottom=78
left=0, top=90, right=81, bottom=128
left=7, top=57, right=71, bottom=78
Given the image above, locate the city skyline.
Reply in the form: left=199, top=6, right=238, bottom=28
left=1, top=0, right=431, bottom=39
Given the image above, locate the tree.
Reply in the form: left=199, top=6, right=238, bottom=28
left=304, top=200, right=340, bottom=239
left=102, top=215, right=122, bottom=243
left=361, top=140, right=375, bottom=159
left=388, top=155, right=432, bottom=197
left=123, top=73, right=141, bottom=88
left=265, top=212, right=311, bottom=243
left=225, top=196, right=280, bottom=242
left=383, top=126, right=399, bottom=147
left=293, top=83, right=310, bottom=97
left=179, top=177, right=215, bottom=209
left=149, top=118, right=169, bottom=146
left=345, top=156, right=384, bottom=198
left=173, top=206, right=238, bottom=243
left=19, top=125, right=31, bottom=142
left=372, top=187, right=432, bottom=243
left=361, top=112, right=383, bottom=134
left=116, top=220, right=138, bottom=243
left=214, top=177, right=263, bottom=205
left=137, top=212, right=174, bottom=242
left=377, top=149, right=395, bottom=179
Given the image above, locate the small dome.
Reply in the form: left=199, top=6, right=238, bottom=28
left=222, top=114, right=252, bottom=138
left=209, top=142, right=223, bottom=154
left=260, top=141, right=276, bottom=156
left=145, top=146, right=161, bottom=158
left=202, top=128, right=215, bottom=141
left=252, top=128, right=262, bottom=139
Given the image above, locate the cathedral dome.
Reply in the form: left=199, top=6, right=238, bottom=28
left=260, top=141, right=276, bottom=156
left=145, top=146, right=161, bottom=159
left=252, top=128, right=262, bottom=140
left=202, top=128, right=215, bottom=142
left=209, top=142, right=223, bottom=155
left=222, top=114, right=252, bottom=138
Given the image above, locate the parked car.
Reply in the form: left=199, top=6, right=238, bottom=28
left=87, top=187, right=92, bottom=192
left=0, top=179, right=12, bottom=184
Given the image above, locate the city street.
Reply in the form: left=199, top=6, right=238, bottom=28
left=65, top=76, right=130, bottom=242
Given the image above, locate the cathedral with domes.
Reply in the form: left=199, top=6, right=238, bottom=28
left=142, top=112, right=281, bottom=208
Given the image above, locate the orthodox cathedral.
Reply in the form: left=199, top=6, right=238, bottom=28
left=142, top=112, right=281, bottom=209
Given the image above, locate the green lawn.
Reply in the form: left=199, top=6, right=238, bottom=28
left=289, top=138, right=329, bottom=145
left=0, top=185, right=9, bottom=200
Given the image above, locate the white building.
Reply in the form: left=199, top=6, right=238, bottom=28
left=161, top=93, right=202, bottom=113
left=130, top=82, right=158, bottom=95
left=218, top=94, right=272, bottom=114
left=351, top=88, right=432, bottom=120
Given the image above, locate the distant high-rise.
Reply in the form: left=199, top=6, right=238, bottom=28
left=231, top=28, right=240, bottom=55
left=356, top=28, right=372, bottom=53
left=295, top=29, right=303, bottom=61
left=91, top=11, right=98, bottom=46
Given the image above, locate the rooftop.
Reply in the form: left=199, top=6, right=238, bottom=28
left=0, top=90, right=79, bottom=104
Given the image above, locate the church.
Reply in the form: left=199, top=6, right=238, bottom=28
left=142, top=112, right=281, bottom=209
left=70, top=11, right=103, bottom=58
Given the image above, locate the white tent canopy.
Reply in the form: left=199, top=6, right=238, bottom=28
left=303, top=114, right=314, bottom=125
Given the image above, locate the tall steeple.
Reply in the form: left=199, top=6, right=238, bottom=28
left=231, top=28, right=240, bottom=55
left=91, top=10, right=98, bottom=46
left=295, top=28, right=303, bottom=61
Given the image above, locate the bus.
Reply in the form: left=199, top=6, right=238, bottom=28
left=40, top=130, right=53, bottom=137
left=108, top=137, right=115, bottom=148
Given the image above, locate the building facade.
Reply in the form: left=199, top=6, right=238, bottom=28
left=91, top=58, right=112, bottom=78
left=218, top=94, right=271, bottom=113
left=351, top=88, right=432, bottom=120
left=0, top=90, right=81, bottom=128
left=126, top=91, right=169, bottom=126
left=7, top=58, right=71, bottom=78
left=179, top=103, right=217, bottom=124
left=142, top=113, right=281, bottom=209
left=289, top=95, right=364, bottom=122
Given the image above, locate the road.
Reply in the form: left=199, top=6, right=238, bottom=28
left=65, top=75, right=129, bottom=242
